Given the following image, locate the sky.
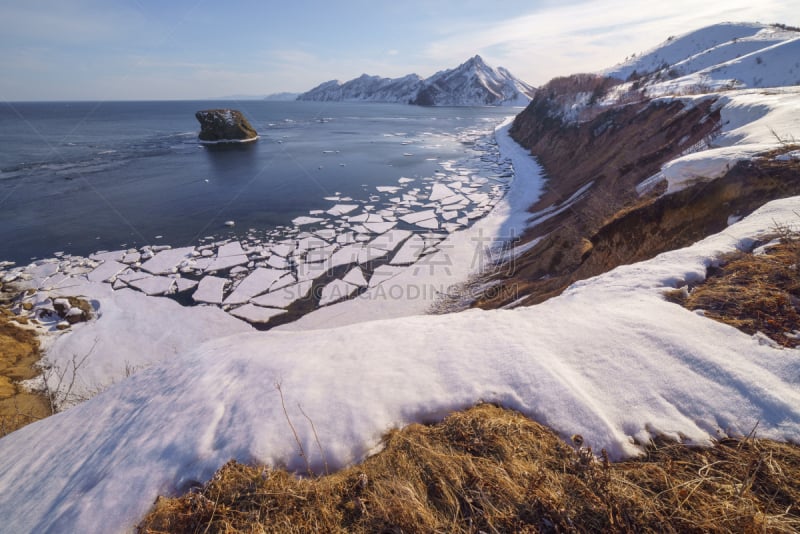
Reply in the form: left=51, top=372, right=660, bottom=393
left=1, top=0, right=798, bottom=101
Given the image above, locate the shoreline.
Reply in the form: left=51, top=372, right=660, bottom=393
left=0, top=116, right=524, bottom=402
left=277, top=117, right=546, bottom=329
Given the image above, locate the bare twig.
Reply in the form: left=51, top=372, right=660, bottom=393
left=275, top=381, right=312, bottom=477
left=298, top=403, right=328, bottom=476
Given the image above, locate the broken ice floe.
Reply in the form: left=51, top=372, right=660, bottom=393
left=1, top=119, right=515, bottom=328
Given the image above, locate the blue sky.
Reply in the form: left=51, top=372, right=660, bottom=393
left=1, top=0, right=797, bottom=100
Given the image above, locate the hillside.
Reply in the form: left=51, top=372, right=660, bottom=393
left=603, top=22, right=800, bottom=95
left=297, top=55, right=536, bottom=106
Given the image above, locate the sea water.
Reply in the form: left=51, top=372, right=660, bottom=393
left=0, top=100, right=512, bottom=265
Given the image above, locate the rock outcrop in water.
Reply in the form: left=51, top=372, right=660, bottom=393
left=195, top=109, right=258, bottom=143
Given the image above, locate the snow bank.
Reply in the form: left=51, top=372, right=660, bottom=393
left=39, top=281, right=251, bottom=403
left=638, top=87, right=800, bottom=195
left=1, top=195, right=799, bottom=533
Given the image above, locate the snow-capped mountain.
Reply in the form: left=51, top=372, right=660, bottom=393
left=299, top=73, right=423, bottom=103
left=603, top=22, right=800, bottom=95
left=297, top=55, right=536, bottom=106
left=413, top=55, right=536, bottom=106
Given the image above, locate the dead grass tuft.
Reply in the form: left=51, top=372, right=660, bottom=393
left=673, top=231, right=800, bottom=347
left=0, top=305, right=51, bottom=436
left=138, top=404, right=800, bottom=533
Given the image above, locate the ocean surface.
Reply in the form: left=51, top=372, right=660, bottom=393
left=0, top=100, right=512, bottom=265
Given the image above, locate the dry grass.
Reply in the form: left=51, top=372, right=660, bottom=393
left=0, top=305, right=51, bottom=436
left=667, top=231, right=800, bottom=347
left=138, top=404, right=800, bottom=533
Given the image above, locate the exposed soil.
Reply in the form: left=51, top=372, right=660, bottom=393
left=138, top=404, right=800, bottom=533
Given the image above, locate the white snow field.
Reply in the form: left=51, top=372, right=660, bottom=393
left=604, top=22, right=800, bottom=94
left=1, top=87, right=800, bottom=532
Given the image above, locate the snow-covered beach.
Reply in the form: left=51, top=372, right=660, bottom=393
left=1, top=87, right=800, bottom=531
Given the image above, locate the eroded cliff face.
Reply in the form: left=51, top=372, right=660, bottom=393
left=471, top=75, right=800, bottom=309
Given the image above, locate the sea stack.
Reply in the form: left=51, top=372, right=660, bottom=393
left=195, top=109, right=259, bottom=144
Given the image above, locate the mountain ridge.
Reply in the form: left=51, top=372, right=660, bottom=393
left=297, top=55, right=536, bottom=106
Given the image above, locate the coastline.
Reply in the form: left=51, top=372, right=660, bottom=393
left=276, top=118, right=545, bottom=329
left=0, top=115, right=526, bottom=401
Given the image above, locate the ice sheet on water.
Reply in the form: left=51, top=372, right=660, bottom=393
left=224, top=268, right=288, bottom=305
left=363, top=221, right=397, bottom=234
left=175, top=278, right=198, bottom=293
left=369, top=229, right=412, bottom=252
left=315, top=229, right=337, bottom=241
left=442, top=210, right=459, bottom=221
left=205, top=255, right=249, bottom=273
left=122, top=252, right=141, bottom=264
left=296, top=261, right=327, bottom=283
left=326, top=204, right=359, bottom=216
left=342, top=267, right=368, bottom=287
left=116, top=271, right=151, bottom=284
left=347, top=213, right=369, bottom=223
left=358, top=246, right=389, bottom=264
left=140, top=247, right=195, bottom=275
left=368, top=264, right=407, bottom=287
left=250, top=280, right=313, bottom=309
left=416, top=218, right=439, bottom=230
left=270, top=242, right=294, bottom=258
left=87, top=261, right=128, bottom=284
left=329, top=244, right=364, bottom=269
left=390, top=235, right=426, bottom=265
left=428, top=183, right=456, bottom=202
left=319, top=279, right=357, bottom=306
left=89, top=250, right=126, bottom=263
left=267, top=256, right=289, bottom=270
left=336, top=232, right=356, bottom=245
left=293, top=216, right=325, bottom=226
left=129, top=276, right=175, bottom=296
left=439, top=194, right=469, bottom=206
left=193, top=276, right=227, bottom=304
left=305, top=243, right=338, bottom=263
left=399, top=210, right=437, bottom=225
left=217, top=241, right=245, bottom=258
left=376, top=186, right=401, bottom=193
left=22, top=262, right=60, bottom=286
left=296, top=236, right=328, bottom=253
left=229, top=304, right=286, bottom=324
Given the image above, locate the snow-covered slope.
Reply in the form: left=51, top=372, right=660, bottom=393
left=603, top=22, right=800, bottom=95
left=297, top=55, right=535, bottom=106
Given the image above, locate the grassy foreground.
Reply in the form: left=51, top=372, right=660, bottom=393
left=138, top=404, right=800, bottom=533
